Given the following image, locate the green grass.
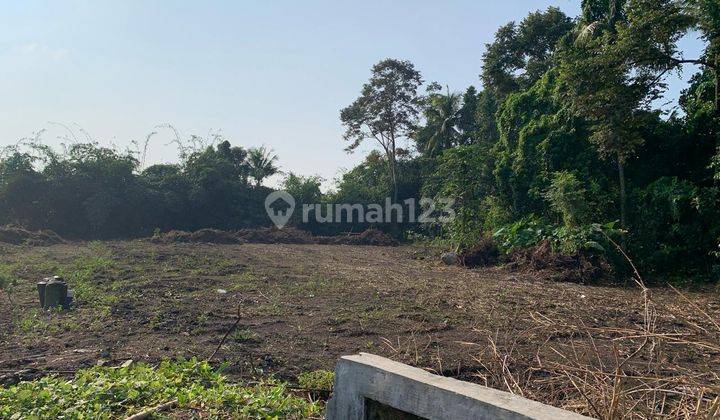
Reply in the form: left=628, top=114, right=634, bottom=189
left=297, top=370, right=334, bottom=391
left=57, top=247, right=117, bottom=311
left=0, top=262, right=17, bottom=301
left=232, top=328, right=258, bottom=343
left=0, top=359, right=322, bottom=419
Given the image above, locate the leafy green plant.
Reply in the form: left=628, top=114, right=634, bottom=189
left=544, top=171, right=588, bottom=227
left=0, top=359, right=322, bottom=419
left=298, top=370, right=334, bottom=391
left=493, top=217, right=621, bottom=255
left=0, top=263, right=17, bottom=305
left=493, top=216, right=549, bottom=252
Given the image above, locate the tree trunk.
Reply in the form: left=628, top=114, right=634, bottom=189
left=617, top=158, right=627, bottom=248
left=715, top=55, right=719, bottom=117
left=388, top=134, right=399, bottom=203
left=389, top=154, right=398, bottom=203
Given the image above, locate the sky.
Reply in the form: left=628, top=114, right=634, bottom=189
left=0, top=0, right=707, bottom=189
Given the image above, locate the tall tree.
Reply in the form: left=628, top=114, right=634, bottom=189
left=458, top=86, right=480, bottom=144
left=340, top=59, right=423, bottom=202
left=481, top=7, right=573, bottom=99
left=557, top=0, right=643, bottom=235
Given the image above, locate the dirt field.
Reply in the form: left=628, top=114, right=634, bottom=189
left=1, top=240, right=719, bottom=415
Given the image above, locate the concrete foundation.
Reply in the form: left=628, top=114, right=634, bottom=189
left=325, top=353, right=593, bottom=420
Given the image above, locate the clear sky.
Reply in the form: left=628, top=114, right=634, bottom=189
left=0, top=1, right=706, bottom=189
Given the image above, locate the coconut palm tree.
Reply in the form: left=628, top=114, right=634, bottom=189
left=247, top=146, right=279, bottom=187
left=418, top=89, right=463, bottom=157
left=577, top=0, right=625, bottom=41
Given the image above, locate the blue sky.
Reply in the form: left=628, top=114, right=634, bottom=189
left=0, top=1, right=706, bottom=189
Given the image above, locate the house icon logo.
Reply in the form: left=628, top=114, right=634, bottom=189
left=265, top=190, right=295, bottom=229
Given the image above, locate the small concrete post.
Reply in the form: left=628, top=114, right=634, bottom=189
left=42, top=276, right=67, bottom=309
left=37, top=279, right=48, bottom=308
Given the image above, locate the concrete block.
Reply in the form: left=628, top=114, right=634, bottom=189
left=325, top=353, right=593, bottom=420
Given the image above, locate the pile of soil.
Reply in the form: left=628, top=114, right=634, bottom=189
left=150, top=229, right=244, bottom=244
left=459, top=237, right=499, bottom=267
left=506, top=240, right=611, bottom=283
left=149, top=227, right=395, bottom=246
left=0, top=225, right=64, bottom=246
left=236, top=227, right=316, bottom=244
left=319, top=229, right=398, bottom=246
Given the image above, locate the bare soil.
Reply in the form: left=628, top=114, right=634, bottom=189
left=1, top=241, right=718, bottom=415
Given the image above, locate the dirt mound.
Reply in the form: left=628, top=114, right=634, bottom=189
left=0, top=225, right=64, bottom=246
left=236, top=227, right=316, bottom=244
left=319, top=229, right=398, bottom=246
left=150, top=227, right=397, bottom=246
left=151, top=229, right=244, bottom=244
left=459, top=237, right=499, bottom=267
left=506, top=240, right=611, bottom=283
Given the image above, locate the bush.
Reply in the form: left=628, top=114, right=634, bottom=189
left=544, top=171, right=588, bottom=227
left=493, top=217, right=621, bottom=257
left=630, top=177, right=720, bottom=281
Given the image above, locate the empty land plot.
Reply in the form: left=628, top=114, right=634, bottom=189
left=1, top=241, right=718, bottom=415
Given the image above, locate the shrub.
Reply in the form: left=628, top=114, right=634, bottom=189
left=631, top=177, right=720, bottom=281
left=493, top=217, right=621, bottom=256
left=544, top=171, right=588, bottom=227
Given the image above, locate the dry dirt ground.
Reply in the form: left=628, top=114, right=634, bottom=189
left=1, top=240, right=719, bottom=414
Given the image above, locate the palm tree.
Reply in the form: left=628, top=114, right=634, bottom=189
left=419, top=89, right=463, bottom=157
left=247, top=146, right=279, bottom=187
left=577, top=0, right=625, bottom=41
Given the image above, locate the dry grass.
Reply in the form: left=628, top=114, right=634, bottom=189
left=469, top=237, right=720, bottom=419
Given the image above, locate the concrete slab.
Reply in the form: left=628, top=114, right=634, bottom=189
left=325, top=353, right=594, bottom=420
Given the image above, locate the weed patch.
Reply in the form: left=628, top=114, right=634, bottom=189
left=0, top=359, right=322, bottom=419
left=298, top=370, right=334, bottom=391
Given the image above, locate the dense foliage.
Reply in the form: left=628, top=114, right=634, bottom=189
left=336, top=0, right=719, bottom=282
left=0, top=140, right=275, bottom=238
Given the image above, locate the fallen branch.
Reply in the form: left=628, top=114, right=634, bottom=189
left=207, top=304, right=241, bottom=363
left=123, top=399, right=178, bottom=420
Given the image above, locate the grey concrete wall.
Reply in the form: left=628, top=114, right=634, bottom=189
left=325, top=353, right=594, bottom=420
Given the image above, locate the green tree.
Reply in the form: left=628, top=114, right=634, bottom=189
left=283, top=173, right=323, bottom=205
left=621, top=0, right=718, bottom=115
left=458, top=86, right=480, bottom=144
left=556, top=1, right=646, bottom=235
left=340, top=59, right=424, bottom=202
left=415, top=87, right=463, bottom=157
left=184, top=141, right=256, bottom=229
left=494, top=71, right=611, bottom=219
left=0, top=152, right=48, bottom=228
left=141, top=164, right=192, bottom=231
left=247, top=146, right=280, bottom=187
left=474, top=89, right=501, bottom=145
left=481, top=7, right=573, bottom=98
